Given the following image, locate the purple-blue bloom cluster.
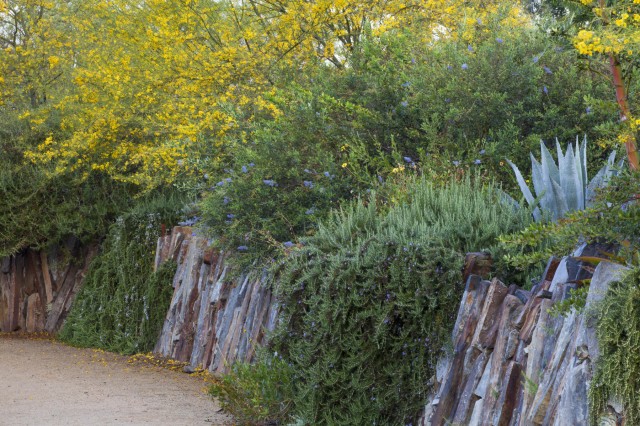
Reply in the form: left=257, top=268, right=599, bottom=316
left=178, top=216, right=200, bottom=226
left=263, top=179, right=277, bottom=187
left=303, top=180, right=314, bottom=188
left=237, top=245, right=248, bottom=251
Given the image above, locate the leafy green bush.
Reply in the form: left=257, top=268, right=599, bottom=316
left=59, top=194, right=185, bottom=354
left=0, top=165, right=138, bottom=257
left=319, top=25, right=618, bottom=184
left=209, top=354, right=295, bottom=426
left=269, top=178, right=531, bottom=425
left=590, top=266, right=640, bottom=424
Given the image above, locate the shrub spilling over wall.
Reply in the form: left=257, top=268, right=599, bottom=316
left=590, top=266, right=640, bottom=424
left=59, top=195, right=184, bottom=354
left=269, top=178, right=531, bottom=425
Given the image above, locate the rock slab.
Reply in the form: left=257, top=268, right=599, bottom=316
left=154, top=227, right=277, bottom=374
left=421, top=257, right=627, bottom=425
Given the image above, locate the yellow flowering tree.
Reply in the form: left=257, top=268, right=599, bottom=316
left=10, top=0, right=524, bottom=189
left=573, top=0, right=640, bottom=169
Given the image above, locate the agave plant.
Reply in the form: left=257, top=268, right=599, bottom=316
left=507, top=137, right=623, bottom=222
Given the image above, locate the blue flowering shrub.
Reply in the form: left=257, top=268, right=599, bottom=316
left=269, top=177, right=532, bottom=425
left=199, top=89, right=366, bottom=260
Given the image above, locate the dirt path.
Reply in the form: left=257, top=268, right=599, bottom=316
left=0, top=335, right=231, bottom=426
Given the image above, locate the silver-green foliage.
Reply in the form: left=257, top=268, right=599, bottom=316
left=507, top=137, right=622, bottom=222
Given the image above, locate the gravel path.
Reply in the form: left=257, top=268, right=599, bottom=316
left=0, top=335, right=231, bottom=425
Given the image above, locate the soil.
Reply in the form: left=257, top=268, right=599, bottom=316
left=0, top=335, right=231, bottom=425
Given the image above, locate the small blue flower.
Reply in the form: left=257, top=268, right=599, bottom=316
left=411, top=58, right=416, bottom=64
left=453, top=160, right=460, bottom=166
left=237, top=245, right=248, bottom=251
left=476, top=18, right=482, bottom=25
left=241, top=165, right=248, bottom=173
left=323, top=171, right=330, bottom=178
left=248, top=162, right=255, bottom=167
left=377, top=175, right=384, bottom=184
left=474, top=159, right=482, bottom=165
left=224, top=177, right=232, bottom=183
left=304, top=169, right=312, bottom=174
left=216, top=181, right=224, bottom=187
left=533, top=56, right=539, bottom=63
left=461, top=63, right=468, bottom=70
left=479, top=149, right=486, bottom=155
left=496, top=38, right=503, bottom=43
left=401, top=81, right=411, bottom=88
left=305, top=208, right=315, bottom=215
left=283, top=241, right=294, bottom=248
left=403, top=156, right=412, bottom=163
left=401, top=101, right=408, bottom=107
left=543, top=86, right=548, bottom=94
left=543, top=66, right=552, bottom=74
left=223, top=197, right=230, bottom=205
left=586, top=106, right=593, bottom=114
left=445, top=98, right=451, bottom=103
left=468, top=44, right=473, bottom=52
left=447, top=65, right=452, bottom=70
left=203, top=173, right=209, bottom=180
left=303, top=180, right=314, bottom=188
left=227, top=213, right=235, bottom=219
left=263, top=179, right=276, bottom=187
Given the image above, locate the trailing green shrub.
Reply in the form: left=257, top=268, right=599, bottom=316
left=269, top=178, right=531, bottom=425
left=589, top=266, right=640, bottom=424
left=59, top=194, right=185, bottom=354
left=208, top=353, right=295, bottom=426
